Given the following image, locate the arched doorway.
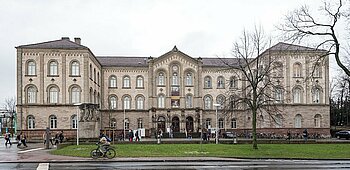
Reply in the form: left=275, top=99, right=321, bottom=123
left=186, top=116, right=194, bottom=132
left=157, top=116, right=166, bottom=133
left=172, top=116, right=180, bottom=132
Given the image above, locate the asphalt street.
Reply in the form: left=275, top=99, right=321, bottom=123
left=1, top=137, right=350, bottom=170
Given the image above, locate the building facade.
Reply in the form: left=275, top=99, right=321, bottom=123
left=16, top=37, right=330, bottom=139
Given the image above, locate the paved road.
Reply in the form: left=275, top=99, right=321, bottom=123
left=1, top=137, right=350, bottom=169
left=1, top=160, right=350, bottom=170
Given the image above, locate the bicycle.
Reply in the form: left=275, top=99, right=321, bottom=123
left=90, top=143, right=116, bottom=159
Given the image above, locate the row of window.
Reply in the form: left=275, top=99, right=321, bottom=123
left=274, top=86, right=323, bottom=104
left=273, top=62, right=322, bottom=78
left=27, top=115, right=76, bottom=129
left=26, top=85, right=93, bottom=104
left=108, top=75, right=144, bottom=88
left=26, top=60, right=101, bottom=85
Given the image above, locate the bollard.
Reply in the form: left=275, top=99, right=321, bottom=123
left=157, top=135, right=161, bottom=144
left=233, top=136, right=237, bottom=144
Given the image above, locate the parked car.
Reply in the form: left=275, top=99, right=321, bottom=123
left=335, top=130, right=350, bottom=139
left=223, top=131, right=235, bottom=138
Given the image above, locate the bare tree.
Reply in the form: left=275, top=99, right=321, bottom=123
left=3, top=97, right=16, bottom=130
left=280, top=0, right=350, bottom=77
left=221, top=27, right=284, bottom=149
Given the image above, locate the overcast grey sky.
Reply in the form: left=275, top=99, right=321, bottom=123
left=0, top=0, right=333, bottom=105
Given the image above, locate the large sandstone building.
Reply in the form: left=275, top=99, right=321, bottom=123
left=16, top=37, right=330, bottom=139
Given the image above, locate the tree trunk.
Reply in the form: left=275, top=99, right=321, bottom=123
left=252, top=108, right=258, bottom=149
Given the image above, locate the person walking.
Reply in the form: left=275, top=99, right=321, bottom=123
left=128, top=130, right=134, bottom=142
left=135, top=130, right=140, bottom=141
left=17, top=132, right=27, bottom=147
left=4, top=132, right=12, bottom=146
left=59, top=131, right=64, bottom=143
left=302, top=129, right=308, bottom=143
left=54, top=132, right=60, bottom=146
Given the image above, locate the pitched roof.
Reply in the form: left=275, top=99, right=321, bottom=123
left=96, top=56, right=148, bottom=67
left=201, top=58, right=246, bottom=67
left=16, top=38, right=88, bottom=50
left=268, top=42, right=327, bottom=52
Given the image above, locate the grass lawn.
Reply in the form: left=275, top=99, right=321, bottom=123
left=51, top=143, right=350, bottom=159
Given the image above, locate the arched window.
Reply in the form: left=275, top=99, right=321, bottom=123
left=216, top=95, right=226, bottom=109
left=110, top=118, right=116, bottom=128
left=136, top=96, right=144, bottom=109
left=125, top=118, right=130, bottom=129
left=314, top=114, right=321, bottom=128
left=123, top=76, right=130, bottom=88
left=275, top=114, right=283, bottom=128
left=71, top=115, right=77, bottom=129
left=293, top=62, right=302, bottom=77
left=293, top=87, right=302, bottom=103
left=97, top=72, right=100, bottom=85
left=204, top=76, right=212, bottom=88
left=205, top=119, right=211, bottom=129
left=48, top=86, right=59, bottom=103
left=49, top=115, right=57, bottom=129
left=71, top=61, right=80, bottom=76
left=229, top=95, right=236, bottom=110
left=217, top=76, right=225, bottom=89
left=172, top=72, right=179, bottom=85
left=231, top=118, right=237, bottom=128
left=313, top=63, right=322, bottom=77
left=109, top=75, right=117, bottom=88
left=186, top=72, right=193, bottom=86
left=312, top=87, right=321, bottom=103
left=27, top=61, right=36, bottom=75
left=89, top=64, right=92, bottom=78
left=219, top=118, right=224, bottom=129
left=295, top=114, right=302, bottom=128
left=49, top=61, right=58, bottom=76
left=273, top=62, right=283, bottom=77
left=109, top=96, right=117, bottom=109
left=93, top=68, right=96, bottom=82
left=27, top=115, right=35, bottom=129
left=158, top=72, right=165, bottom=86
left=70, top=86, right=81, bottom=103
left=136, top=76, right=144, bottom=88
left=229, top=76, right=238, bottom=88
left=138, top=118, right=143, bottom=128
left=158, top=94, right=165, bottom=108
left=123, top=96, right=131, bottom=109
left=27, top=86, right=37, bottom=103
left=204, top=95, right=212, bottom=109
left=186, top=94, right=193, bottom=108
left=275, top=87, right=283, bottom=103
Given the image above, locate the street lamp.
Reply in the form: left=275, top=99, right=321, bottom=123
left=213, top=103, right=221, bottom=144
left=74, top=103, right=83, bottom=145
left=123, top=107, right=126, bottom=141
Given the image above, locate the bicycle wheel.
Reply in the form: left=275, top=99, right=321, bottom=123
left=105, top=148, right=116, bottom=159
left=90, top=149, right=100, bottom=159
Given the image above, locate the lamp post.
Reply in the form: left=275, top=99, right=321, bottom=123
left=213, top=103, right=221, bottom=144
left=123, top=107, right=126, bottom=141
left=73, top=103, right=83, bottom=145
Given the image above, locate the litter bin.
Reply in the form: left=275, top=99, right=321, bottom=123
left=157, top=135, right=161, bottom=144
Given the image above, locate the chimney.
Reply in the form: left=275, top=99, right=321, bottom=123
left=61, top=37, right=70, bottom=40
left=74, top=37, right=81, bottom=45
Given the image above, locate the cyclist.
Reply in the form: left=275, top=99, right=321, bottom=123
left=99, top=135, right=111, bottom=156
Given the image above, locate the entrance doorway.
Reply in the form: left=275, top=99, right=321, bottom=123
left=157, top=116, right=166, bottom=133
left=186, top=116, right=194, bottom=132
left=172, top=116, right=180, bottom=132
